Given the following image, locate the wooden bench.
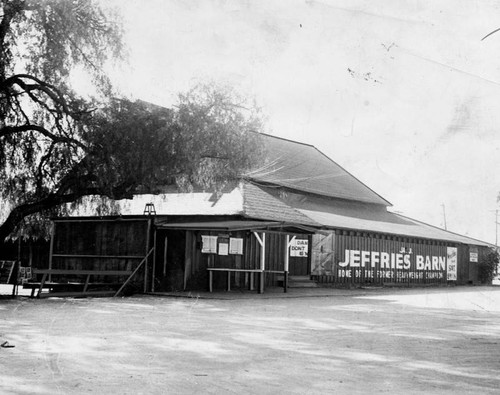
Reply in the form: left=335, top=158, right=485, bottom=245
left=29, top=269, right=133, bottom=298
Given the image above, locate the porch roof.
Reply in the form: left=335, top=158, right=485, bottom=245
left=155, top=220, right=319, bottom=234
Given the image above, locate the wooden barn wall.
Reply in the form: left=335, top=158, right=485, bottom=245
left=163, top=230, right=310, bottom=291
left=154, top=227, right=493, bottom=292
left=456, top=245, right=471, bottom=284
left=312, top=231, right=455, bottom=285
left=52, top=220, right=150, bottom=277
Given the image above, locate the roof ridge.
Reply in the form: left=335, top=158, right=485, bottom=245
left=250, top=131, right=316, bottom=148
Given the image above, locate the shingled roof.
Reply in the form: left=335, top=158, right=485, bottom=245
left=241, top=182, right=319, bottom=226
left=247, top=133, right=391, bottom=206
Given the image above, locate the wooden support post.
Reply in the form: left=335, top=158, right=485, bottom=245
left=209, top=270, right=213, bottom=292
left=152, top=229, right=157, bottom=292
left=252, top=231, right=266, bottom=294
left=249, top=272, right=254, bottom=290
left=163, top=236, right=168, bottom=276
left=83, top=274, right=91, bottom=293
left=144, top=219, right=152, bottom=293
left=284, top=235, right=295, bottom=293
left=227, top=271, right=231, bottom=291
left=37, top=273, right=47, bottom=299
left=48, top=224, right=55, bottom=283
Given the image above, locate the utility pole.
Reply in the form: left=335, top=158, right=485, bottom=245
left=496, top=209, right=498, bottom=249
left=441, top=204, right=447, bottom=230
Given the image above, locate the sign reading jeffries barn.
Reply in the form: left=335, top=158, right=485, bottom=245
left=337, top=246, right=454, bottom=280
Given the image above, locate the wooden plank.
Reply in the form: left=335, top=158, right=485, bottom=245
left=51, top=254, right=145, bottom=259
left=38, top=291, right=116, bottom=299
left=114, top=248, right=154, bottom=297
left=206, top=268, right=263, bottom=273
left=33, top=269, right=133, bottom=276
left=37, top=273, right=48, bottom=299
left=83, top=274, right=91, bottom=293
left=53, top=218, right=148, bottom=223
left=23, top=282, right=123, bottom=289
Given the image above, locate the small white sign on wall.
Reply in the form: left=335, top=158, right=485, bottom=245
left=290, top=239, right=308, bottom=257
left=229, top=238, right=243, bottom=255
left=201, top=236, right=217, bottom=253
left=447, top=246, right=457, bottom=281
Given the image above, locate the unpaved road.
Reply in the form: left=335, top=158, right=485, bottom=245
left=1, top=287, right=500, bottom=394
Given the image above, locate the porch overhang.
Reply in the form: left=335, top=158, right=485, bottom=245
left=155, top=220, right=322, bottom=235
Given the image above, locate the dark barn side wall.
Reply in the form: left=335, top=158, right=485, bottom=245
left=51, top=219, right=151, bottom=283
left=311, top=230, right=473, bottom=286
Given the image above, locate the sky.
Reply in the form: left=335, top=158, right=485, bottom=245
left=100, top=0, right=500, bottom=245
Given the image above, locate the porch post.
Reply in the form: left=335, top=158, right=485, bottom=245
left=151, top=228, right=157, bottom=292
left=252, top=231, right=266, bottom=294
left=284, top=235, right=296, bottom=293
left=48, top=222, right=55, bottom=283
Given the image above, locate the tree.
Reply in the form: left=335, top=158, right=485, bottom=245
left=478, top=248, right=499, bottom=284
left=0, top=0, right=124, bottom=241
left=83, top=88, right=262, bottom=198
left=0, top=1, right=263, bottom=241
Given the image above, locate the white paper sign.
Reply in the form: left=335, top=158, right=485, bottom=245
left=229, top=238, right=243, bottom=255
left=201, top=236, right=217, bottom=253
left=290, top=239, right=308, bottom=257
left=447, top=247, right=457, bottom=281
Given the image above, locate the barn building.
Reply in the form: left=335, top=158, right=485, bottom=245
left=45, top=133, right=492, bottom=295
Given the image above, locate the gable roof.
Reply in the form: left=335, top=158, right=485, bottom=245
left=247, top=133, right=391, bottom=206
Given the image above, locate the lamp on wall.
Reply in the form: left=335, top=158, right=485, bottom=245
left=143, top=202, right=156, bottom=216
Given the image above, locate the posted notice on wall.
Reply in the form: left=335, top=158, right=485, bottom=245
left=229, top=238, right=243, bottom=255
left=290, top=238, right=308, bottom=257
left=447, top=246, right=457, bottom=281
left=218, top=242, right=229, bottom=256
left=469, top=247, right=478, bottom=263
left=201, top=236, right=217, bottom=253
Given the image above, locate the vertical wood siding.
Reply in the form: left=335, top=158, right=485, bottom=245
left=313, top=231, right=453, bottom=285
left=51, top=220, right=150, bottom=282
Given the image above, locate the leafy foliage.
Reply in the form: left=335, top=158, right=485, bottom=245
left=0, top=0, right=263, bottom=241
left=0, top=0, right=124, bottom=240
left=478, top=248, right=499, bottom=284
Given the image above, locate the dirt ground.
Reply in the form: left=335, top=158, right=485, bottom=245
left=1, top=286, right=500, bottom=395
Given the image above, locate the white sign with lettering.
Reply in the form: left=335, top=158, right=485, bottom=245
left=447, top=247, right=457, bottom=281
left=290, top=239, right=308, bottom=257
